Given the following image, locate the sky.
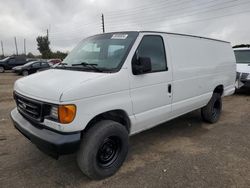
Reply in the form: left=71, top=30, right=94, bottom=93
left=0, top=0, right=250, bottom=55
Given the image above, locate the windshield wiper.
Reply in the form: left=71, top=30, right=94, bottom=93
left=72, top=62, right=103, bottom=72
left=53, top=63, right=69, bottom=70
left=53, top=62, right=68, bottom=68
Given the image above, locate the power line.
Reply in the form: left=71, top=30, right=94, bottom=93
left=50, top=0, right=237, bottom=39
left=41, top=1, right=250, bottom=45
left=106, top=0, right=193, bottom=15
left=106, top=0, right=244, bottom=23
left=106, top=0, right=230, bottom=20
left=106, top=0, right=250, bottom=28
left=108, top=8, right=250, bottom=31
left=49, top=0, right=193, bottom=37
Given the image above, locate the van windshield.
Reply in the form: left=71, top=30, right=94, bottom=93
left=234, top=50, right=250, bottom=64
left=60, top=32, right=138, bottom=72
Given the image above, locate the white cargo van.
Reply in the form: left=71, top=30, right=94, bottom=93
left=11, top=31, right=236, bottom=179
left=234, top=47, right=250, bottom=88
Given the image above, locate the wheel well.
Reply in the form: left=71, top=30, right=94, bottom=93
left=83, top=110, right=131, bottom=134
left=213, top=85, right=224, bottom=96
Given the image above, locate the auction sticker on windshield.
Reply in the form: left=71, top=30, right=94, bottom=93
left=111, top=34, right=128, bottom=39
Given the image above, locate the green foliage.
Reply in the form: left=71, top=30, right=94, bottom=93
left=36, top=35, right=68, bottom=60
left=27, top=52, right=35, bottom=58
left=36, top=35, right=52, bottom=58
left=51, top=51, right=68, bottom=60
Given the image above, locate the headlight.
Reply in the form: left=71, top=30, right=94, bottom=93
left=49, top=104, right=76, bottom=124
left=247, top=74, right=250, bottom=80
left=50, top=106, right=58, bottom=119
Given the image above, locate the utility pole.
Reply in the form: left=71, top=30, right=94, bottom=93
left=23, top=38, right=26, bottom=55
left=14, top=37, right=18, bottom=56
left=101, top=13, right=105, bottom=33
left=47, top=29, right=49, bottom=40
left=1, top=40, right=3, bottom=56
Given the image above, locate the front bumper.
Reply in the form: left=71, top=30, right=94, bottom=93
left=242, top=81, right=250, bottom=87
left=236, top=72, right=250, bottom=88
left=12, top=69, right=21, bottom=73
left=10, top=108, right=81, bottom=158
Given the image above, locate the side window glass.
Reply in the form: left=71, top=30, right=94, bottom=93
left=136, top=35, right=167, bottom=72
left=8, top=58, right=15, bottom=64
left=32, top=62, right=40, bottom=68
left=41, top=62, right=49, bottom=67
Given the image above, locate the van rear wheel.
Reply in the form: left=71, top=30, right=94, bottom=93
left=77, top=120, right=129, bottom=180
left=201, top=93, right=222, bottom=123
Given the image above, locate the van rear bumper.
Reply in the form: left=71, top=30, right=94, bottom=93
left=10, top=108, right=81, bottom=159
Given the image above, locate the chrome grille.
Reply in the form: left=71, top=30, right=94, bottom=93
left=15, top=93, right=43, bottom=122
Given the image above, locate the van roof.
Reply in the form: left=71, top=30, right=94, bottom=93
left=140, top=31, right=230, bottom=44
left=233, top=47, right=250, bottom=51
left=100, top=31, right=230, bottom=44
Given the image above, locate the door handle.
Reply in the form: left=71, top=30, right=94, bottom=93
left=168, top=84, right=172, bottom=93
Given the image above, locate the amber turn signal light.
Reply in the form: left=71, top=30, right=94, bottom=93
left=58, top=105, right=76, bottom=124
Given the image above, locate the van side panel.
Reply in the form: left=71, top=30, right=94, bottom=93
left=166, top=34, right=236, bottom=116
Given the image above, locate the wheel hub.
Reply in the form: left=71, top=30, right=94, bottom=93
left=97, top=137, right=120, bottom=168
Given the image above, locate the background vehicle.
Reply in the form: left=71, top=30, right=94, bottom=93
left=48, top=59, right=62, bottom=65
left=11, top=31, right=236, bottom=180
left=12, top=60, right=50, bottom=76
left=0, top=56, right=27, bottom=72
left=234, top=47, right=250, bottom=88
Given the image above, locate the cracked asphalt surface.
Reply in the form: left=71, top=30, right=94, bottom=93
left=0, top=72, right=250, bottom=188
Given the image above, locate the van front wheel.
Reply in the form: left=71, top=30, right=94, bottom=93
left=77, top=120, right=129, bottom=180
left=201, top=93, right=222, bottom=123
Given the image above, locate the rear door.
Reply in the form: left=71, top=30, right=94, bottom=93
left=129, top=34, right=173, bottom=133
left=15, top=56, right=26, bottom=66
left=7, top=58, right=16, bottom=69
left=30, top=62, right=41, bottom=73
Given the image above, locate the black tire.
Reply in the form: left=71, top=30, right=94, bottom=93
left=77, top=120, right=129, bottom=180
left=0, top=66, right=4, bottom=73
left=201, top=93, right=222, bottom=123
left=22, top=70, right=29, bottom=76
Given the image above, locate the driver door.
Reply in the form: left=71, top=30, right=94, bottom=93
left=129, top=34, right=173, bottom=133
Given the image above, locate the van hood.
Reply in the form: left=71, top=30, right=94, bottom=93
left=14, top=69, right=108, bottom=102
left=237, top=63, right=250, bottom=74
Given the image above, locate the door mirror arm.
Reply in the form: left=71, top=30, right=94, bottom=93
left=132, top=57, right=152, bottom=75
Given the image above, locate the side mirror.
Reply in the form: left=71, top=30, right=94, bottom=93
left=132, top=57, right=152, bottom=75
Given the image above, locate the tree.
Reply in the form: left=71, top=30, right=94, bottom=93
left=51, top=51, right=68, bottom=60
left=36, top=35, right=52, bottom=58
left=27, top=52, right=35, bottom=58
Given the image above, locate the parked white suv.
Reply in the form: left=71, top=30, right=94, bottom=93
left=11, top=31, right=236, bottom=179
left=234, top=47, right=250, bottom=88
